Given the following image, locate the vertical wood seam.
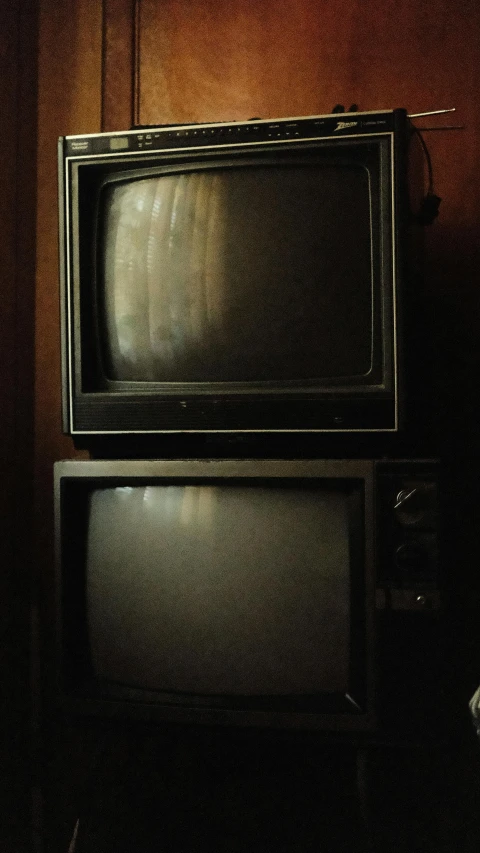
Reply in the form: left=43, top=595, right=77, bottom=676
left=133, top=0, right=141, bottom=127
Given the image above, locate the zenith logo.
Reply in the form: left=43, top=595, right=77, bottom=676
left=334, top=120, right=358, bottom=132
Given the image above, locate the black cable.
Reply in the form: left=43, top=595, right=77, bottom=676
left=411, top=125, right=434, bottom=193
left=411, top=124, right=442, bottom=225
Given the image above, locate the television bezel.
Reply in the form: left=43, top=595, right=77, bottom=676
left=54, top=458, right=377, bottom=732
left=58, top=109, right=412, bottom=438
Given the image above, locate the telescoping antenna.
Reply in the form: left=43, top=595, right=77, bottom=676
left=408, top=108, right=464, bottom=131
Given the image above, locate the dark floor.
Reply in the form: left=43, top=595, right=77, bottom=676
left=61, top=724, right=480, bottom=853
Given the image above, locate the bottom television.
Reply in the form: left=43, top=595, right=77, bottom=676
left=54, top=458, right=442, bottom=737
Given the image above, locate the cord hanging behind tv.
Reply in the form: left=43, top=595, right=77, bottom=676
left=58, top=109, right=422, bottom=442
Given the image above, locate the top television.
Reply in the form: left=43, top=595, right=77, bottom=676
left=58, top=109, right=419, bottom=440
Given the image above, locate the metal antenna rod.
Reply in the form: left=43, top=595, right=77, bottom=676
left=408, top=108, right=456, bottom=118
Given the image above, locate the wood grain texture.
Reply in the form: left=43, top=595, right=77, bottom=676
left=0, top=8, right=18, bottom=457
left=102, top=0, right=139, bottom=130
left=137, top=0, right=353, bottom=125
left=136, top=0, right=477, bottom=124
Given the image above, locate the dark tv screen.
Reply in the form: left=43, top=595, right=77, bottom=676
left=99, top=164, right=373, bottom=385
left=56, top=459, right=377, bottom=728
left=85, top=483, right=355, bottom=698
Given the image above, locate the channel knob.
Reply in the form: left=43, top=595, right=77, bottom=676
left=394, top=541, right=429, bottom=573
left=394, top=485, right=429, bottom=526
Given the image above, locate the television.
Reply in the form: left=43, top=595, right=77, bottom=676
left=54, top=458, right=442, bottom=736
left=58, top=109, right=422, bottom=444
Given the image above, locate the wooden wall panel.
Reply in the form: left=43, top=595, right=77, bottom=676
left=102, top=0, right=138, bottom=131
left=0, top=3, right=20, bottom=515
left=137, top=0, right=358, bottom=125
left=136, top=0, right=478, bottom=124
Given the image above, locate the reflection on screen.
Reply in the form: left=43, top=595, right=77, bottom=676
left=101, top=165, right=373, bottom=382
left=86, top=485, right=351, bottom=696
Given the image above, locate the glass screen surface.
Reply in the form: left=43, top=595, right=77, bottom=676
left=86, top=484, right=354, bottom=696
left=100, top=165, right=373, bottom=383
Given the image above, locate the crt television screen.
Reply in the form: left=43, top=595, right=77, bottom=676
left=86, top=483, right=355, bottom=697
left=99, top=163, right=373, bottom=384
left=56, top=459, right=376, bottom=728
